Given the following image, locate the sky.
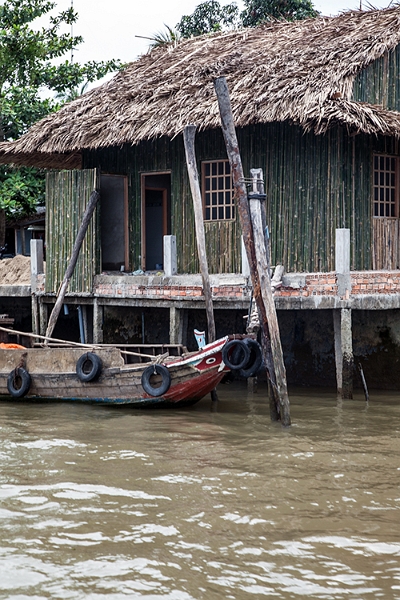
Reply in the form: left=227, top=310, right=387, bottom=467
left=41, top=0, right=394, bottom=67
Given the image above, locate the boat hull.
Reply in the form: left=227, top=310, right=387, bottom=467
left=0, top=337, right=233, bottom=407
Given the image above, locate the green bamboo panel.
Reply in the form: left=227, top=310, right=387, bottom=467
left=352, top=44, right=400, bottom=111
left=82, top=122, right=398, bottom=274
left=46, top=169, right=99, bottom=293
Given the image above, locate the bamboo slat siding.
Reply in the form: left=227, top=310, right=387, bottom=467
left=352, top=44, right=400, bottom=111
left=46, top=169, right=99, bottom=293
left=84, top=132, right=242, bottom=275
left=372, top=218, right=400, bottom=270
left=82, top=123, right=400, bottom=274
left=263, top=124, right=375, bottom=272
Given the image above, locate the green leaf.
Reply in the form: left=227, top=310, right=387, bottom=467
left=0, top=0, right=124, bottom=219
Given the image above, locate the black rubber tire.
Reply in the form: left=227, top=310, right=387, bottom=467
left=239, top=338, right=263, bottom=378
left=141, top=364, right=171, bottom=397
left=7, top=367, right=31, bottom=398
left=76, top=353, right=103, bottom=382
left=222, top=339, right=251, bottom=371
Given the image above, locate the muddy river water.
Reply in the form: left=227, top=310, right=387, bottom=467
left=0, top=383, right=399, bottom=599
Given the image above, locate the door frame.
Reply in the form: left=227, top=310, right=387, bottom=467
left=101, top=173, right=129, bottom=271
left=141, top=171, right=170, bottom=271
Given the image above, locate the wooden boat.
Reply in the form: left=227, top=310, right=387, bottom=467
left=0, top=333, right=261, bottom=407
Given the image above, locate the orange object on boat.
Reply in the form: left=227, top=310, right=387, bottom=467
left=0, top=343, right=26, bottom=349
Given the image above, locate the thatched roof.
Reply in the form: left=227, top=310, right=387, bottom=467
left=2, top=5, right=400, bottom=169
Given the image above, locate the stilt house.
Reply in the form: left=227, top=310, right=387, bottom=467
left=2, top=6, right=400, bottom=277
left=1, top=6, right=400, bottom=389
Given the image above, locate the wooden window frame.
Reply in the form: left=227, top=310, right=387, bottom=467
left=373, top=154, right=400, bottom=218
left=201, top=159, right=235, bottom=222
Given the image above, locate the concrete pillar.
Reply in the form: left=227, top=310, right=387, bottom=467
left=30, top=239, right=44, bottom=292
left=39, top=299, right=48, bottom=337
left=93, top=299, right=104, bottom=344
left=241, top=236, right=250, bottom=277
left=169, top=306, right=187, bottom=345
left=335, top=228, right=351, bottom=298
left=164, top=235, right=177, bottom=276
left=333, top=308, right=353, bottom=399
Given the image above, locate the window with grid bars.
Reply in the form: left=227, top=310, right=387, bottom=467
left=373, top=154, right=399, bottom=217
left=202, top=160, right=235, bottom=221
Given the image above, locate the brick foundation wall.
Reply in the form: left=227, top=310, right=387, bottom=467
left=94, top=280, right=251, bottom=301
left=91, top=271, right=400, bottom=302
left=275, top=271, right=400, bottom=298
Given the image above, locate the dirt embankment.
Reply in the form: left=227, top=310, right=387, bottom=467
left=0, top=255, right=35, bottom=285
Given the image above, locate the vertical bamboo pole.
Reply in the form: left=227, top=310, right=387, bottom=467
left=214, top=76, right=290, bottom=425
left=183, top=124, right=216, bottom=344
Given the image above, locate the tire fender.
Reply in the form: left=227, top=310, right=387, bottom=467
left=7, top=367, right=31, bottom=398
left=222, top=339, right=251, bottom=371
left=141, top=364, right=171, bottom=397
left=239, top=338, right=263, bottom=378
left=76, top=353, right=103, bottom=383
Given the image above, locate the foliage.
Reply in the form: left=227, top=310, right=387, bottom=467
left=241, top=0, right=319, bottom=26
left=0, top=167, right=44, bottom=217
left=0, top=0, right=123, bottom=220
left=149, top=25, right=182, bottom=48
left=176, top=1, right=239, bottom=38
left=173, top=0, right=318, bottom=39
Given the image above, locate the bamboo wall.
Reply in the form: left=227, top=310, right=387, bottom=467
left=352, top=44, right=400, bottom=110
left=83, top=132, right=242, bottom=275
left=81, top=124, right=399, bottom=274
left=46, top=169, right=99, bottom=293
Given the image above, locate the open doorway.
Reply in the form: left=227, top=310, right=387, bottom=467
left=100, top=174, right=129, bottom=271
left=141, top=172, right=171, bottom=271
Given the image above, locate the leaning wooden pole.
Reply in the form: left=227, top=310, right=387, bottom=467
left=45, top=190, right=100, bottom=340
left=214, top=76, right=290, bottom=425
left=183, top=124, right=216, bottom=344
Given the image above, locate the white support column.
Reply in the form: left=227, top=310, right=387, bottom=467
left=334, top=229, right=353, bottom=398
left=333, top=307, right=353, bottom=399
left=31, top=239, right=44, bottom=336
left=163, top=235, right=177, bottom=276
left=93, top=299, right=104, bottom=344
left=335, top=228, right=351, bottom=298
left=39, top=300, right=48, bottom=337
left=30, top=239, right=44, bottom=292
left=169, top=306, right=183, bottom=345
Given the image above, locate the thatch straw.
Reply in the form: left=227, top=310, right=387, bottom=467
left=1, top=6, right=400, bottom=169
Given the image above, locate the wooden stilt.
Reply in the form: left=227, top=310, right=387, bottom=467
left=358, top=362, right=369, bottom=401
left=184, top=125, right=218, bottom=402
left=183, top=125, right=216, bottom=344
left=214, top=76, right=290, bottom=425
left=45, top=190, right=100, bottom=340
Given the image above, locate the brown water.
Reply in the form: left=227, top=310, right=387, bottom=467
left=0, top=383, right=399, bottom=599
